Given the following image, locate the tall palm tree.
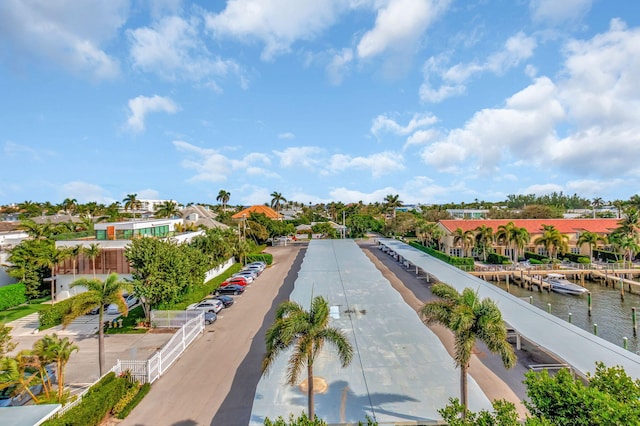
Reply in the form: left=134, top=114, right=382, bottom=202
left=83, top=243, right=102, bottom=278
left=270, top=192, right=287, bottom=217
left=36, top=334, right=78, bottom=401
left=474, top=225, right=494, bottom=262
left=123, top=193, right=141, bottom=219
left=65, top=273, right=130, bottom=376
left=534, top=225, right=568, bottom=260
left=383, top=194, right=403, bottom=236
left=0, top=352, right=43, bottom=404
left=495, top=222, right=530, bottom=262
left=592, top=197, right=604, bottom=218
left=154, top=200, right=181, bottom=218
left=577, top=231, right=606, bottom=262
left=452, top=227, right=474, bottom=257
left=63, top=245, right=83, bottom=282
left=262, top=296, right=353, bottom=421
left=421, top=283, right=516, bottom=418
left=36, top=244, right=64, bottom=302
left=216, top=190, right=231, bottom=211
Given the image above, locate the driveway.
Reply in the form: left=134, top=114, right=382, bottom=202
left=121, top=244, right=306, bottom=426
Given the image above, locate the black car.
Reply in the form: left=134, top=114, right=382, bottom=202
left=204, top=312, right=217, bottom=325
left=215, top=284, right=245, bottom=295
left=212, top=294, right=235, bottom=307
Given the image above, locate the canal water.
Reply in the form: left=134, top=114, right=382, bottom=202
left=489, top=277, right=640, bottom=355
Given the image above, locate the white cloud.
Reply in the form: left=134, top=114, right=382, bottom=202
left=205, top=1, right=347, bottom=60
left=3, top=141, right=52, bottom=161
left=274, top=146, right=324, bottom=169
left=357, top=0, right=451, bottom=59
left=371, top=113, right=437, bottom=137
left=126, top=95, right=179, bottom=133
left=128, top=15, right=243, bottom=84
left=404, top=129, right=439, bottom=149
left=174, top=141, right=278, bottom=183
left=420, top=32, right=537, bottom=103
left=136, top=189, right=161, bottom=200
left=327, top=152, right=405, bottom=177
left=530, top=0, right=592, bottom=25
left=60, top=181, right=114, bottom=204
left=278, top=132, right=296, bottom=139
left=326, top=48, right=354, bottom=85
left=0, top=0, right=125, bottom=79
left=329, top=186, right=401, bottom=204
left=422, top=76, right=564, bottom=173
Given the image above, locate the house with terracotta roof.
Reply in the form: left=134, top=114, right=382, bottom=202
left=232, top=205, right=283, bottom=221
left=437, top=218, right=621, bottom=258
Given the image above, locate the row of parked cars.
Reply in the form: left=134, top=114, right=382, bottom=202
left=187, top=261, right=268, bottom=324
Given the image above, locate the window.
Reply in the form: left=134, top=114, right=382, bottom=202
left=571, top=247, right=581, bottom=254
left=449, top=248, right=463, bottom=257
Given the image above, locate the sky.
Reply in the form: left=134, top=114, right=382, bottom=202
left=1, top=0, right=640, bottom=208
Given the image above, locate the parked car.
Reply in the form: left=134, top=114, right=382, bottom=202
left=220, top=276, right=249, bottom=287
left=204, top=312, right=217, bottom=325
left=88, top=304, right=110, bottom=315
left=187, top=299, right=223, bottom=314
left=212, top=294, right=235, bottom=308
left=232, top=271, right=255, bottom=282
left=215, top=284, right=245, bottom=295
left=106, top=294, right=139, bottom=315
left=242, top=265, right=263, bottom=276
left=247, top=261, right=267, bottom=271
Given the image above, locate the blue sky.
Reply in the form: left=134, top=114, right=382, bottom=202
left=1, top=0, right=640, bottom=207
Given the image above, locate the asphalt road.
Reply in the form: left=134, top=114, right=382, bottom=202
left=121, top=244, right=306, bottom=426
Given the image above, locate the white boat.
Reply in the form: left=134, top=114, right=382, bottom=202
left=544, top=273, right=588, bottom=295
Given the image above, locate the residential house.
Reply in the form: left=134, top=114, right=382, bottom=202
left=437, top=218, right=620, bottom=258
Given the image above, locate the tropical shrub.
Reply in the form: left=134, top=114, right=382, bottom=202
left=112, top=383, right=141, bottom=417
left=116, top=383, right=151, bottom=419
left=409, top=242, right=475, bottom=267
left=487, top=253, right=512, bottom=265
left=246, top=253, right=273, bottom=265
left=38, top=298, right=75, bottom=329
left=0, top=283, right=27, bottom=310
left=43, top=373, right=129, bottom=426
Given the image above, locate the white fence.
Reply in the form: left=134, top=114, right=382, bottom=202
left=151, top=309, right=203, bottom=328
left=46, top=312, right=204, bottom=421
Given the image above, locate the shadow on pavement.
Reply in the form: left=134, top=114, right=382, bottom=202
left=210, top=247, right=307, bottom=426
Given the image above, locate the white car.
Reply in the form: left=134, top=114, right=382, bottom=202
left=106, top=294, right=138, bottom=315
left=247, top=261, right=266, bottom=271
left=187, top=299, right=223, bottom=314
left=232, top=271, right=255, bottom=283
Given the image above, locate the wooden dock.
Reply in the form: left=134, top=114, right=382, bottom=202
left=469, top=267, right=640, bottom=293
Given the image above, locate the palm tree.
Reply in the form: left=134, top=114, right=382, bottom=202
left=36, top=244, right=64, bottom=302
left=495, top=222, right=530, bottom=262
left=452, top=227, right=474, bottom=257
left=474, top=225, right=494, bottom=262
left=61, top=198, right=78, bottom=216
left=421, top=283, right=516, bottom=418
left=592, top=197, right=604, bottom=218
left=17, top=219, right=54, bottom=239
left=65, top=273, right=130, bottom=376
left=577, top=231, right=606, bottom=263
left=534, top=225, right=568, bottom=260
left=36, top=334, right=78, bottom=401
left=83, top=243, right=102, bottom=278
left=270, top=192, right=287, bottom=217
left=216, top=190, right=231, bottom=211
left=63, top=245, right=83, bottom=282
left=0, top=352, right=43, bottom=404
left=262, top=296, right=353, bottom=421
left=154, top=200, right=181, bottom=218
left=123, top=193, right=141, bottom=219
left=383, top=194, right=403, bottom=236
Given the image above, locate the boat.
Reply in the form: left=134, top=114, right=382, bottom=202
left=544, top=273, right=588, bottom=295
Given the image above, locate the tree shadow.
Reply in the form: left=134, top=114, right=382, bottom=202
left=210, top=248, right=307, bottom=426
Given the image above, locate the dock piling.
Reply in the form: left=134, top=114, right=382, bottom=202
left=588, top=292, right=592, bottom=317
left=633, top=307, right=637, bottom=337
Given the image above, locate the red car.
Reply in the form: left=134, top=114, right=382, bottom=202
left=220, top=276, right=249, bottom=287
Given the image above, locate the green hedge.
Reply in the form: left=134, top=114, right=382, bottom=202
left=116, top=382, right=151, bottom=419
left=593, top=249, right=622, bottom=263
left=487, top=253, right=512, bottom=265
left=38, top=297, right=75, bottom=330
left=43, top=373, right=130, bottom=426
left=558, top=252, right=591, bottom=263
left=246, top=253, right=273, bottom=265
left=408, top=242, right=475, bottom=267
left=0, top=283, right=27, bottom=310
left=524, top=252, right=549, bottom=262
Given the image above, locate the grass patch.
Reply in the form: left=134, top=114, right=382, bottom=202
left=105, top=305, right=147, bottom=334
left=168, top=263, right=243, bottom=311
left=0, top=303, right=49, bottom=323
